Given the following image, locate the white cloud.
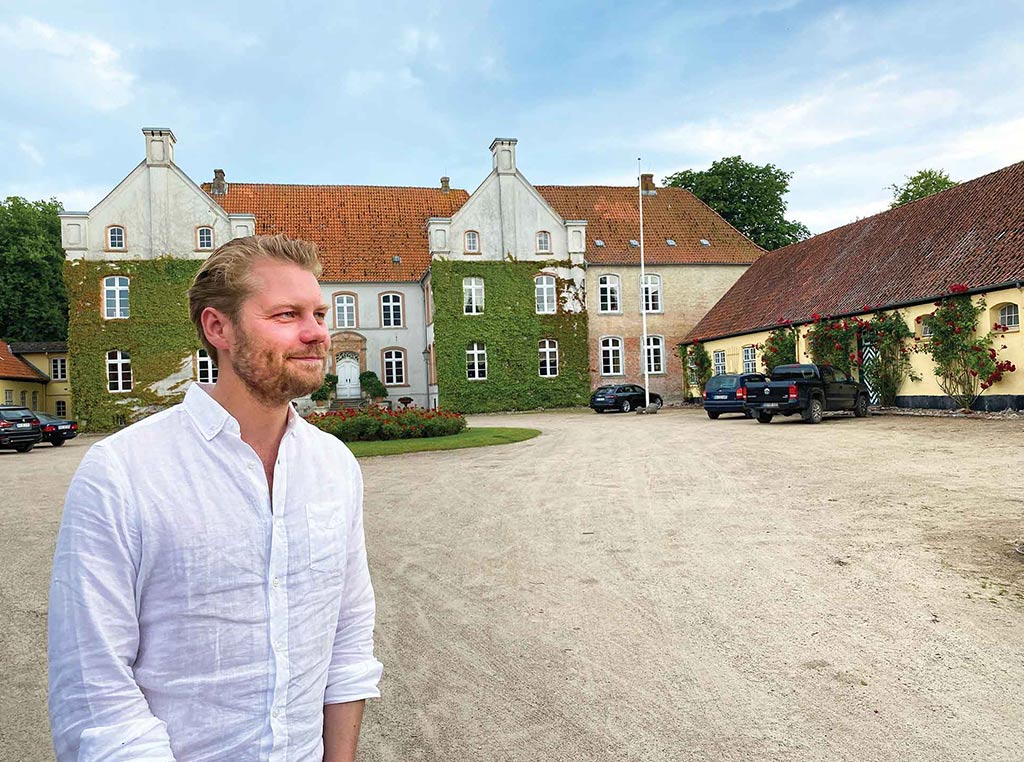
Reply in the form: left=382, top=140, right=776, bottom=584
left=790, top=198, right=891, bottom=232
left=0, top=16, right=136, bottom=111
left=343, top=66, right=422, bottom=97
left=18, top=140, right=44, bottom=166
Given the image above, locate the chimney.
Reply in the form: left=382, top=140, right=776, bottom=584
left=641, top=173, right=656, bottom=194
left=211, top=169, right=227, bottom=196
left=489, top=138, right=518, bottom=174
left=440, top=176, right=450, bottom=193
left=142, top=127, right=176, bottom=166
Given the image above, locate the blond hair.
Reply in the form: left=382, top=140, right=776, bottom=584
left=188, top=234, right=322, bottom=364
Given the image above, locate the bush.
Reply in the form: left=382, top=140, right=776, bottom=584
left=359, top=371, right=388, bottom=400
left=308, top=406, right=467, bottom=442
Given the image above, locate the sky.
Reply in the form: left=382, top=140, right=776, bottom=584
left=2, top=0, right=1023, bottom=235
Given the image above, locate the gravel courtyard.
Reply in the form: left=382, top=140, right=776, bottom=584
left=2, top=408, right=1022, bottom=761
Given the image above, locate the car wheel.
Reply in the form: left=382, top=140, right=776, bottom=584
left=854, top=395, right=869, bottom=418
left=620, top=400, right=631, bottom=413
left=652, top=398, right=663, bottom=410
left=707, top=410, right=720, bottom=419
left=756, top=411, right=773, bottom=424
left=744, top=409, right=754, bottom=419
left=14, top=443, right=33, bottom=453
left=803, top=397, right=824, bottom=424
left=52, top=439, right=66, bottom=447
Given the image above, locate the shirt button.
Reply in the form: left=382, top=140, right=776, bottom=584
left=272, top=708, right=281, bottom=718
left=271, top=576, right=281, bottom=588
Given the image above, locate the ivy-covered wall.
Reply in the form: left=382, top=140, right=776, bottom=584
left=64, top=257, right=202, bottom=431
left=431, top=260, right=590, bottom=413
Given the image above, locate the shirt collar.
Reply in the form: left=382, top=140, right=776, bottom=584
left=184, top=382, right=303, bottom=441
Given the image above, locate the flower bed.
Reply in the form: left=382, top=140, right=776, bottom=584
left=307, top=407, right=467, bottom=442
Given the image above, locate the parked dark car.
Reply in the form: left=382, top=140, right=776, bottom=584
left=34, top=411, right=79, bottom=446
left=590, top=384, right=663, bottom=413
left=744, top=364, right=870, bottom=424
left=0, top=405, right=43, bottom=452
left=702, top=373, right=768, bottom=419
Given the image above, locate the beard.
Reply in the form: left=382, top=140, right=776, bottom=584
left=231, top=324, right=327, bottom=408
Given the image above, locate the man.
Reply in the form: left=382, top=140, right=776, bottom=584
left=48, top=235, right=383, bottom=761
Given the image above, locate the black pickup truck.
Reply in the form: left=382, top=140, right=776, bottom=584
left=744, top=363, right=870, bottom=424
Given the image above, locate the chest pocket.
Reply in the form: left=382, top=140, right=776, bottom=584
left=305, top=502, right=347, bottom=573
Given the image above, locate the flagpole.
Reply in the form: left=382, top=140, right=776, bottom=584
left=638, top=157, right=650, bottom=409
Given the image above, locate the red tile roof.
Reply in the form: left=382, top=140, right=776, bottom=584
left=537, top=186, right=764, bottom=265
left=688, top=161, right=1024, bottom=341
left=0, top=340, right=49, bottom=382
left=205, top=184, right=469, bottom=281
left=205, top=181, right=762, bottom=280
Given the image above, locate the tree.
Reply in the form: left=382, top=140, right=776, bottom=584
left=0, top=197, right=68, bottom=342
left=663, top=156, right=810, bottom=250
left=889, top=169, right=957, bottom=208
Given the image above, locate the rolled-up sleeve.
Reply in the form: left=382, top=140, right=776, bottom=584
left=48, top=445, right=176, bottom=761
left=324, top=464, right=383, bottom=704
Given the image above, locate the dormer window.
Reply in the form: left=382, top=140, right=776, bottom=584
left=666, top=238, right=677, bottom=246
left=465, top=230, right=480, bottom=254
left=594, top=239, right=605, bottom=247
left=536, top=231, right=551, bottom=253
left=700, top=239, right=711, bottom=247
left=629, top=239, right=639, bottom=247
left=196, top=226, right=214, bottom=251
left=107, top=225, right=125, bottom=250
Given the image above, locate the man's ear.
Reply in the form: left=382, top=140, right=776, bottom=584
left=201, top=307, right=234, bottom=358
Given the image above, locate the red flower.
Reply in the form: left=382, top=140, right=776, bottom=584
left=811, top=312, right=821, bottom=322
left=949, top=283, right=969, bottom=294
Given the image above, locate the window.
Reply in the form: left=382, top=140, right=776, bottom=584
left=106, top=350, right=133, bottom=392
left=539, top=339, right=559, bottom=377
left=536, top=231, right=551, bottom=253
left=713, top=350, right=726, bottom=376
left=31, top=391, right=38, bottom=408
left=999, top=303, right=1020, bottom=330
left=601, top=337, right=623, bottom=376
left=51, top=357, right=67, bottom=381
left=464, top=230, right=480, bottom=253
left=642, top=274, right=662, bottom=312
left=56, top=400, right=67, bottom=417
left=107, top=225, right=125, bottom=250
left=383, top=348, right=406, bottom=385
left=466, top=342, right=487, bottom=380
left=3, top=390, right=12, bottom=405
left=196, top=226, right=214, bottom=250
left=335, top=293, right=357, bottom=329
left=103, top=276, right=130, bottom=319
left=196, top=349, right=218, bottom=384
left=598, top=275, right=620, bottom=313
left=645, top=335, right=664, bottom=374
left=922, top=320, right=934, bottom=338
left=535, top=275, right=556, bottom=314
left=463, top=277, right=485, bottom=314
left=381, top=293, right=403, bottom=327
left=743, top=346, right=757, bottom=374
left=20, top=391, right=26, bottom=406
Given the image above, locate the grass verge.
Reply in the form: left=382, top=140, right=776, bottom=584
left=345, top=427, right=540, bottom=458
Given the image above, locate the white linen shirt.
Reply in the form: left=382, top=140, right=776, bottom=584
left=48, top=383, right=383, bottom=761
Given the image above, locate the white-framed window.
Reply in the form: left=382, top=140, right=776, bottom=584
left=922, top=320, right=934, bottom=338
left=536, top=231, right=551, bottom=253
left=713, top=350, right=726, bottom=376
left=56, top=400, right=67, bottom=417
left=196, top=349, right=218, bottom=384
left=539, top=339, right=559, bottom=377
left=107, top=225, right=125, bottom=250
left=645, top=335, right=664, bottom=374
left=743, top=346, right=757, bottom=374
left=106, top=350, right=133, bottom=392
left=999, top=303, right=1020, bottom=329
left=383, top=348, right=406, bottom=385
left=464, top=230, right=480, bottom=253
left=31, top=391, right=38, bottom=408
left=601, top=336, right=624, bottom=376
left=196, top=226, right=214, bottom=250
left=598, top=275, right=621, bottom=313
left=463, top=277, right=485, bottom=314
left=20, top=391, right=26, bottom=406
left=334, top=293, right=356, bottom=329
left=50, top=357, right=67, bottom=381
left=3, top=390, right=12, bottom=404
left=466, top=342, right=487, bottom=380
left=103, top=276, right=130, bottom=319
left=535, top=275, right=556, bottom=314
left=642, top=273, right=662, bottom=312
left=381, top=293, right=403, bottom=327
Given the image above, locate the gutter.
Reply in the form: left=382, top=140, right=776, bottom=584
left=687, top=277, right=1024, bottom=344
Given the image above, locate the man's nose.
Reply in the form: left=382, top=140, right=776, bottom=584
left=300, top=314, right=330, bottom=344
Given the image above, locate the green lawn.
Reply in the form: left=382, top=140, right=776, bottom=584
left=345, top=427, right=541, bottom=458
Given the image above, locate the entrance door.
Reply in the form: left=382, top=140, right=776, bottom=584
left=337, top=358, right=361, bottom=398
